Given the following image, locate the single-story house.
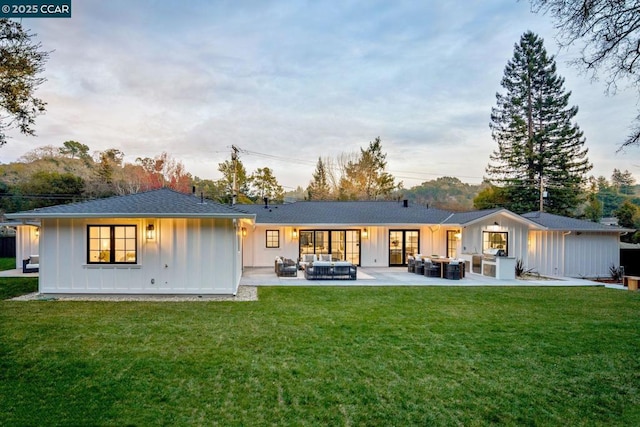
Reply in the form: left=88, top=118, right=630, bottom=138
left=238, top=200, right=631, bottom=279
left=7, top=190, right=631, bottom=295
left=7, top=189, right=255, bottom=295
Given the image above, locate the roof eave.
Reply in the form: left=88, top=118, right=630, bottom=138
left=6, top=212, right=256, bottom=220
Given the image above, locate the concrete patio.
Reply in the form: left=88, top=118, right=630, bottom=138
left=1, top=266, right=624, bottom=290
left=240, top=266, right=611, bottom=287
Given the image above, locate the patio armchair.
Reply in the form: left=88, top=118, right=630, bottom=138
left=414, top=258, right=425, bottom=275
left=407, top=256, right=415, bottom=273
left=424, top=259, right=441, bottom=278
left=445, top=260, right=462, bottom=280
left=276, top=257, right=298, bottom=277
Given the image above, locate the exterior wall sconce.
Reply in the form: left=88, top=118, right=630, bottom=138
left=241, top=227, right=247, bottom=237
left=362, top=228, right=368, bottom=239
left=146, top=223, right=155, bottom=241
left=490, top=221, right=500, bottom=231
left=454, top=231, right=461, bottom=239
left=292, top=228, right=298, bottom=239
left=34, top=228, right=40, bottom=237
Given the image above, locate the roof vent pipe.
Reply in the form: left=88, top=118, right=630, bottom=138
left=192, top=186, right=196, bottom=195
left=403, top=199, right=408, bottom=208
left=264, top=197, right=269, bottom=209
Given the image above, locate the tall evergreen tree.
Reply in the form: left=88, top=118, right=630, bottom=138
left=306, top=157, right=332, bottom=200
left=486, top=31, right=592, bottom=215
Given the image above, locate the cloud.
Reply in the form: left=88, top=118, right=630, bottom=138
left=1, top=0, right=637, bottom=190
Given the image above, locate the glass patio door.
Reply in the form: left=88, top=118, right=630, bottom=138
left=389, top=230, right=419, bottom=266
left=298, top=230, right=361, bottom=265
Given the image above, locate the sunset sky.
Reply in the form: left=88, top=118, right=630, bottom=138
left=2, top=0, right=638, bottom=190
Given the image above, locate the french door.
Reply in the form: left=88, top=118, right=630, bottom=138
left=389, top=230, right=419, bottom=266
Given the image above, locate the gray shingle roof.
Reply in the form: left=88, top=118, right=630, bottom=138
left=236, top=200, right=453, bottom=225
left=522, top=211, right=633, bottom=232
left=442, top=209, right=503, bottom=225
left=6, top=188, right=254, bottom=219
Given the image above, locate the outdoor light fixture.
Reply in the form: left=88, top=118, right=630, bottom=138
left=34, top=228, right=39, bottom=237
left=292, top=228, right=298, bottom=239
left=454, top=231, right=461, bottom=239
left=146, top=223, right=155, bottom=240
left=490, top=221, right=500, bottom=231
left=362, top=228, right=368, bottom=239
left=241, top=227, right=247, bottom=237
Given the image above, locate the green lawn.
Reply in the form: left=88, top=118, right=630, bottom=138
left=1, top=284, right=639, bottom=426
left=0, top=257, right=16, bottom=271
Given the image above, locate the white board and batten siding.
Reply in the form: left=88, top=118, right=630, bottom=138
left=528, top=231, right=620, bottom=278
left=563, top=232, right=620, bottom=278
left=39, top=217, right=241, bottom=295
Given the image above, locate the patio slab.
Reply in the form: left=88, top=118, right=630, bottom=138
left=240, top=267, right=606, bottom=287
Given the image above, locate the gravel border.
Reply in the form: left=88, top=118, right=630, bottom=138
left=10, top=285, right=258, bottom=302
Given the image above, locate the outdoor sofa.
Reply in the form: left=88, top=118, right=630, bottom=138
left=304, top=261, right=357, bottom=280
left=22, top=255, right=39, bottom=273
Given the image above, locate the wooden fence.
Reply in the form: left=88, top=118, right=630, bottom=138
left=0, top=236, right=16, bottom=258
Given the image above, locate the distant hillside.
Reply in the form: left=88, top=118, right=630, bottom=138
left=399, top=177, right=483, bottom=211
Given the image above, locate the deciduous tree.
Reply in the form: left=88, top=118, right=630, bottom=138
left=338, top=137, right=397, bottom=200
left=0, top=19, right=48, bottom=146
left=530, top=0, right=640, bottom=149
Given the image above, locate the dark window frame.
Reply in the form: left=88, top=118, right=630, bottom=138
left=87, top=225, right=138, bottom=264
left=265, top=229, right=280, bottom=248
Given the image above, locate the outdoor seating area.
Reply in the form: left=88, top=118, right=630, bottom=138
left=408, top=255, right=465, bottom=280
left=274, top=256, right=298, bottom=277
left=304, top=261, right=357, bottom=280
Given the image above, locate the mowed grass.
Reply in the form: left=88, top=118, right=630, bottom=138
left=1, top=284, right=639, bottom=426
left=0, top=257, right=16, bottom=271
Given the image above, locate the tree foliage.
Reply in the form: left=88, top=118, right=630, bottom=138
left=530, top=0, right=640, bottom=149
left=59, top=140, right=91, bottom=161
left=473, top=183, right=510, bottom=211
left=583, top=177, right=603, bottom=222
left=306, top=157, right=333, bottom=200
left=338, top=137, right=398, bottom=200
left=0, top=19, right=48, bottom=146
left=249, top=167, right=284, bottom=203
left=611, top=168, right=636, bottom=195
left=216, top=157, right=250, bottom=204
left=486, top=31, right=592, bottom=215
